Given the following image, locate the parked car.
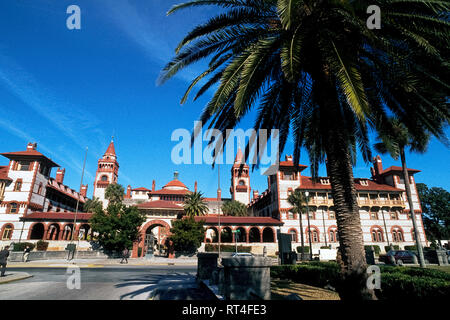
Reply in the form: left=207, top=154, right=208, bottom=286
left=231, top=252, right=254, bottom=257
left=380, top=250, right=417, bottom=265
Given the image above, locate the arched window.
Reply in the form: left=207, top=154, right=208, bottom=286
left=37, top=183, right=43, bottom=195
left=312, top=230, right=319, bottom=242
left=101, top=175, right=108, bottom=182
left=8, top=203, right=18, bottom=214
left=392, top=228, right=404, bottom=242
left=289, top=229, right=297, bottom=242
left=238, top=180, right=245, bottom=186
left=1, top=225, right=13, bottom=240
left=329, top=228, right=338, bottom=242
left=371, top=227, right=383, bottom=242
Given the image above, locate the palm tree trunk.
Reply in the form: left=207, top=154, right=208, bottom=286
left=400, top=148, right=426, bottom=267
left=317, top=71, right=375, bottom=300
left=325, top=130, right=374, bottom=300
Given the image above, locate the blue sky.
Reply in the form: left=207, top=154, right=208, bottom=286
left=0, top=0, right=448, bottom=198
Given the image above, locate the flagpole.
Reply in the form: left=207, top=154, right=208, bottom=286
left=69, top=147, right=88, bottom=258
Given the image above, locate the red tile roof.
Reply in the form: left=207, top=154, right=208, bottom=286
left=163, top=179, right=188, bottom=189
left=193, top=216, right=283, bottom=225
left=380, top=166, right=421, bottom=175
left=299, top=176, right=403, bottom=192
left=21, top=212, right=93, bottom=221
left=279, top=161, right=308, bottom=171
left=137, top=200, right=184, bottom=210
left=105, top=140, right=116, bottom=156
left=151, top=189, right=190, bottom=195
left=0, top=166, right=11, bottom=181
left=1, top=149, right=59, bottom=167
left=132, top=187, right=151, bottom=191
left=47, top=178, right=87, bottom=203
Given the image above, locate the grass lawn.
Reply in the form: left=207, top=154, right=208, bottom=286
left=426, top=265, right=450, bottom=273
left=271, top=279, right=340, bottom=300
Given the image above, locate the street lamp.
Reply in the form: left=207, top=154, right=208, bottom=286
left=304, top=191, right=313, bottom=261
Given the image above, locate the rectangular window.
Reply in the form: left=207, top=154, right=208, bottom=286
left=9, top=203, right=18, bottom=214
left=14, top=180, right=22, bottom=191
left=329, top=211, right=335, bottom=219
left=18, top=161, right=31, bottom=171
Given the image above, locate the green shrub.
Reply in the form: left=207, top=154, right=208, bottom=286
left=204, top=244, right=251, bottom=253
left=320, top=245, right=331, bottom=249
left=364, top=245, right=381, bottom=255
left=379, top=266, right=450, bottom=281
left=13, top=242, right=35, bottom=252
left=271, top=263, right=450, bottom=300
left=36, top=240, right=49, bottom=251
left=384, top=245, right=399, bottom=252
left=404, top=245, right=417, bottom=251
left=378, top=273, right=450, bottom=300
left=271, top=262, right=340, bottom=288
left=296, top=246, right=310, bottom=253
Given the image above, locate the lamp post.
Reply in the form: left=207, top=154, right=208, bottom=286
left=305, top=191, right=313, bottom=261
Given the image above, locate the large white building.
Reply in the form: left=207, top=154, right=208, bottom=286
left=0, top=141, right=428, bottom=257
left=248, top=155, right=428, bottom=253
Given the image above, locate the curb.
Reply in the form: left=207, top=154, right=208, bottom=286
left=0, top=273, right=33, bottom=285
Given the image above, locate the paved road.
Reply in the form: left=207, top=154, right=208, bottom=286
left=0, top=265, right=216, bottom=300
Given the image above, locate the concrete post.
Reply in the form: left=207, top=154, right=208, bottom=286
left=197, top=253, right=218, bottom=281
left=221, top=257, right=272, bottom=300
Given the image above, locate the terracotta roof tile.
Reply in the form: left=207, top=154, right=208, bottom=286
left=193, top=216, right=283, bottom=225
left=137, top=200, right=184, bottom=210
left=21, top=212, right=92, bottom=221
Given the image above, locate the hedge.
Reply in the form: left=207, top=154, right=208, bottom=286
left=404, top=245, right=417, bottom=251
left=204, top=244, right=251, bottom=253
left=365, top=245, right=381, bottom=255
left=36, top=240, right=49, bottom=251
left=13, top=242, right=35, bottom=252
left=384, top=245, right=400, bottom=252
left=271, top=262, right=450, bottom=300
left=296, top=246, right=310, bottom=253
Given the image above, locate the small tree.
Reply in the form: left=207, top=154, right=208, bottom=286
left=183, top=191, right=208, bottom=217
left=89, top=203, right=146, bottom=252
left=221, top=200, right=248, bottom=216
left=105, top=184, right=125, bottom=205
left=83, top=197, right=103, bottom=213
left=169, top=217, right=205, bottom=253
left=417, top=183, right=450, bottom=247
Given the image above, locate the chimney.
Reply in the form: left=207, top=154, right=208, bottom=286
left=217, top=188, right=222, bottom=201
left=253, top=189, right=259, bottom=199
left=126, top=185, right=131, bottom=198
left=56, top=168, right=65, bottom=184
left=27, top=142, right=37, bottom=151
left=372, top=155, right=383, bottom=182
left=195, top=181, right=198, bottom=192
left=80, top=184, right=88, bottom=197
left=152, top=180, right=156, bottom=192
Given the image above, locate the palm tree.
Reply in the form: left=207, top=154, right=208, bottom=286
left=83, top=197, right=103, bottom=213
left=374, top=117, right=431, bottom=268
left=287, top=190, right=307, bottom=260
left=221, top=200, right=248, bottom=216
left=105, top=184, right=125, bottom=205
left=184, top=191, right=208, bottom=217
left=160, top=0, right=449, bottom=299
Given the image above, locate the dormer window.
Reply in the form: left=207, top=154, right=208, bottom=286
left=320, top=178, right=330, bottom=185
left=359, top=179, right=369, bottom=186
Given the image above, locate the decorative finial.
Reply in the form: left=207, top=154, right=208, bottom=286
left=174, top=171, right=179, bottom=180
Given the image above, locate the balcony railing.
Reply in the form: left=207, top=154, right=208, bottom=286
left=305, top=198, right=404, bottom=207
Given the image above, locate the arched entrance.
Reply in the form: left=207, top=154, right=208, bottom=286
left=30, top=223, right=45, bottom=240
left=249, top=227, right=261, bottom=243
left=78, top=224, right=90, bottom=240
left=141, top=220, right=171, bottom=257
left=262, top=227, right=275, bottom=242
left=235, top=227, right=246, bottom=243
left=221, top=227, right=232, bottom=243
left=47, top=223, right=60, bottom=240
left=205, top=227, right=218, bottom=243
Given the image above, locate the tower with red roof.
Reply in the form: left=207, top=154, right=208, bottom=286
left=230, top=148, right=251, bottom=205
left=93, top=139, right=119, bottom=208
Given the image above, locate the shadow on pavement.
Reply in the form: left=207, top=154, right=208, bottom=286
left=115, top=272, right=217, bottom=300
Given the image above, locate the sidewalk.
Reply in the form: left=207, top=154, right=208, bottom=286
left=0, top=272, right=33, bottom=284
left=7, top=257, right=198, bottom=268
